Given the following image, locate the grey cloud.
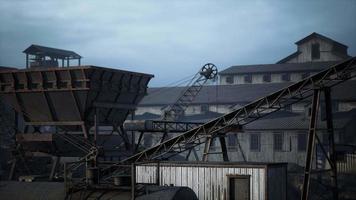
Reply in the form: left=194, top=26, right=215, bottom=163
left=0, top=0, right=355, bottom=86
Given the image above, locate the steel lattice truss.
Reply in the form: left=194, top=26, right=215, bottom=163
left=163, top=63, right=217, bottom=121
left=105, top=57, right=356, bottom=174
left=150, top=120, right=203, bottom=132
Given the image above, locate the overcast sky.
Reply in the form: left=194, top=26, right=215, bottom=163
left=0, top=0, right=355, bottom=86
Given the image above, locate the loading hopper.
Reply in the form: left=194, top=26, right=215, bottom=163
left=0, top=66, right=153, bottom=131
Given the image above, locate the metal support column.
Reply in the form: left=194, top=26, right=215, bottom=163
left=49, top=156, right=60, bottom=181
left=202, top=136, right=213, bottom=161
left=324, top=87, right=339, bottom=200
left=301, top=89, right=321, bottom=200
left=131, top=110, right=135, bottom=152
left=219, top=136, right=229, bottom=162
left=26, top=53, right=29, bottom=69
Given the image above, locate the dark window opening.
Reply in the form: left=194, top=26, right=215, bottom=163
left=263, top=74, right=271, bottom=82
left=312, top=43, right=320, bottom=59
left=228, top=176, right=250, bottom=200
left=281, top=73, right=290, bottom=81
left=226, top=76, right=234, bottom=84
left=250, top=133, right=260, bottom=151
left=298, top=133, right=307, bottom=152
left=273, top=133, right=284, bottom=151
left=244, top=74, right=252, bottom=83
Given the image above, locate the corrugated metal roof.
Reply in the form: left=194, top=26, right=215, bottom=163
left=244, top=109, right=356, bottom=130
left=295, top=32, right=348, bottom=48
left=139, top=81, right=356, bottom=106
left=219, top=61, right=338, bottom=75
left=23, top=44, right=82, bottom=59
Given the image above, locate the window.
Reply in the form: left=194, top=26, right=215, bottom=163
left=226, top=76, right=234, bottom=84
left=312, top=43, right=320, bottom=59
left=201, top=104, right=209, bottom=113
left=273, top=133, right=284, bottom=151
left=244, top=74, right=252, bottom=83
left=298, top=133, right=307, bottom=152
left=263, top=74, right=271, bottom=82
left=228, top=175, right=250, bottom=200
left=281, top=73, right=290, bottom=82
left=250, top=133, right=260, bottom=151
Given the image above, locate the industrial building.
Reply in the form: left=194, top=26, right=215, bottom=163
left=136, top=161, right=287, bottom=200
left=133, top=33, right=356, bottom=169
left=0, top=32, right=355, bottom=200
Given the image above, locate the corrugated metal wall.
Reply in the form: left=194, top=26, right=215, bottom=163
left=337, top=153, right=356, bottom=173
left=136, top=163, right=266, bottom=200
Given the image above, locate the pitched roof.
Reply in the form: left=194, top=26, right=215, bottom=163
left=139, top=80, right=356, bottom=106
left=23, top=44, right=81, bottom=59
left=133, top=108, right=356, bottom=131
left=218, top=61, right=338, bottom=75
left=244, top=109, right=356, bottom=130
left=276, top=51, right=301, bottom=64
left=295, top=32, right=348, bottom=48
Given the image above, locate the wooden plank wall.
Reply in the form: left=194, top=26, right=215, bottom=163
left=136, top=164, right=266, bottom=200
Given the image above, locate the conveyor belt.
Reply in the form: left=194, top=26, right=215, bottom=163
left=105, top=57, right=356, bottom=172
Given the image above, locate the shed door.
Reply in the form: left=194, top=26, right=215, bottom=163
left=229, top=176, right=250, bottom=200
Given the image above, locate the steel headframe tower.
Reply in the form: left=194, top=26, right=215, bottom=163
left=162, top=63, right=218, bottom=121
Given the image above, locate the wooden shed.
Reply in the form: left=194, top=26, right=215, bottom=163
left=135, top=161, right=287, bottom=200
